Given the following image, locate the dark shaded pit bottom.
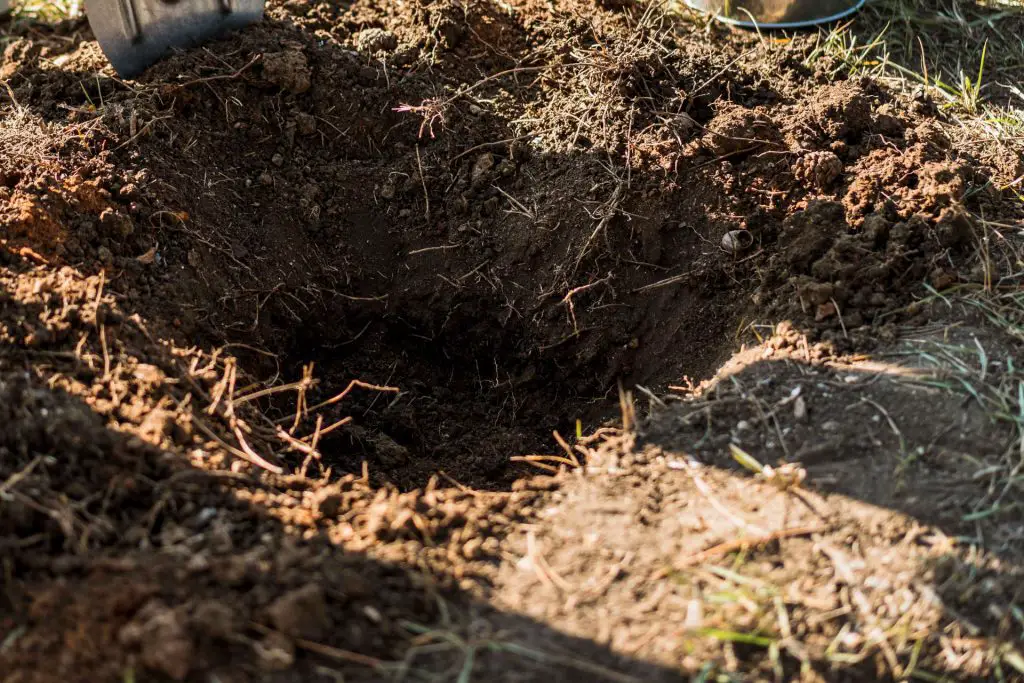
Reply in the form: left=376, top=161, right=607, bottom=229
left=269, top=288, right=733, bottom=490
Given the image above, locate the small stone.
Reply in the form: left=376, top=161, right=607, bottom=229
left=720, top=229, right=752, bottom=254
left=471, top=153, right=495, bottom=182
left=121, top=602, right=194, bottom=681
left=374, top=433, right=408, bottom=467
left=815, top=302, right=836, bottom=321
left=929, top=268, right=956, bottom=290
left=97, top=245, right=114, bottom=265
left=254, top=631, right=295, bottom=671
left=355, top=28, right=398, bottom=54
left=793, top=396, right=808, bottom=422
left=191, top=600, right=236, bottom=639
left=258, top=171, right=274, bottom=185
left=265, top=584, right=328, bottom=640
left=261, top=51, right=312, bottom=94
left=186, top=554, right=210, bottom=573
left=271, top=154, right=284, bottom=167
left=294, top=112, right=317, bottom=135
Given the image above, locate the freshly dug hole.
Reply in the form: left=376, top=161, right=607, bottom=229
left=225, top=199, right=744, bottom=490
left=1, top=2, right=994, bottom=493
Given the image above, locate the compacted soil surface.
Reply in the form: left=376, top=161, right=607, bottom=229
left=2, top=0, right=1024, bottom=681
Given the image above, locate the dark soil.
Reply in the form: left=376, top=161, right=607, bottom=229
left=2, top=0, right=1023, bottom=681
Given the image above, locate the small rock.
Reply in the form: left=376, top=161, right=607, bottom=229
left=793, top=395, right=808, bottom=422
left=929, top=268, right=956, bottom=290
left=255, top=631, right=296, bottom=671
left=265, top=583, right=328, bottom=640
left=720, top=229, right=752, bottom=254
left=294, top=112, right=317, bottom=136
left=121, top=601, right=194, bottom=681
left=271, top=154, right=284, bottom=167
left=935, top=206, right=974, bottom=248
left=186, top=554, right=210, bottom=573
left=262, top=51, right=312, bottom=94
left=374, top=433, right=409, bottom=467
left=258, top=171, right=274, bottom=185
left=97, top=245, right=114, bottom=265
left=191, top=600, right=236, bottom=639
left=471, top=153, right=495, bottom=182
left=355, top=28, right=398, bottom=54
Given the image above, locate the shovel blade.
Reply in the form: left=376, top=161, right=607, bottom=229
left=86, top=0, right=263, bottom=77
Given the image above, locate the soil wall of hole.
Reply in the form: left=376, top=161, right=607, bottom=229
left=2, top=1, right=1017, bottom=490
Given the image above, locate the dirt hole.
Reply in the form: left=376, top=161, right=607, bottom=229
left=234, top=227, right=739, bottom=490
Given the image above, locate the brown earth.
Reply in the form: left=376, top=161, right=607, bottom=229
left=2, top=0, right=1024, bottom=681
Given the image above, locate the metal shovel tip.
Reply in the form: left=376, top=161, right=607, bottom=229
left=684, top=0, right=866, bottom=28
left=86, top=0, right=264, bottom=77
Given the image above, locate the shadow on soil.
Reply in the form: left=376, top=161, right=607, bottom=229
left=0, top=324, right=687, bottom=683
left=632, top=349, right=1024, bottom=680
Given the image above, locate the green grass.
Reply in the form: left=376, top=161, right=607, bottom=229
left=5, top=0, right=81, bottom=21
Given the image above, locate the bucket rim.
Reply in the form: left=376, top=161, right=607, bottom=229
left=682, top=0, right=867, bottom=29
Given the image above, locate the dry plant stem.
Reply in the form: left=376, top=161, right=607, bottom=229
left=273, top=379, right=399, bottom=425
left=249, top=622, right=385, bottom=669
left=300, top=415, right=353, bottom=442
left=509, top=456, right=568, bottom=472
left=677, top=524, right=828, bottom=568
left=177, top=54, right=261, bottom=89
left=416, top=144, right=431, bottom=221
left=232, top=377, right=317, bottom=405
left=561, top=275, right=611, bottom=335
left=183, top=401, right=284, bottom=474
left=527, top=530, right=573, bottom=592
left=691, top=472, right=766, bottom=535
left=574, top=182, right=624, bottom=274
left=552, top=430, right=581, bottom=467
left=0, top=456, right=44, bottom=496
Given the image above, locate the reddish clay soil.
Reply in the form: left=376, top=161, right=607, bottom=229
left=2, top=0, right=1023, bottom=681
